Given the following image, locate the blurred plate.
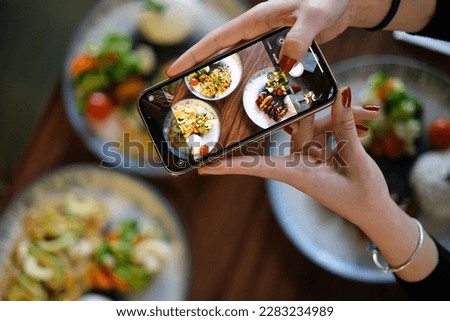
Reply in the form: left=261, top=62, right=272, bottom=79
left=62, top=0, right=246, bottom=177
left=184, top=53, right=243, bottom=100
left=242, top=67, right=298, bottom=128
left=0, top=164, right=190, bottom=300
left=267, top=55, right=450, bottom=283
left=163, top=98, right=220, bottom=160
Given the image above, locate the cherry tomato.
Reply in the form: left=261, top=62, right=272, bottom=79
left=369, top=140, right=385, bottom=159
left=190, top=78, right=199, bottom=86
left=382, top=134, right=405, bottom=160
left=199, top=144, right=209, bottom=156
left=291, top=84, right=302, bottom=93
left=86, top=92, right=113, bottom=121
left=428, top=117, right=450, bottom=150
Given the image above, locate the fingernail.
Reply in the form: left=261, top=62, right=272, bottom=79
left=355, top=123, right=369, bottom=132
left=362, top=104, right=380, bottom=111
left=279, top=55, right=296, bottom=73
left=341, top=87, right=352, bottom=108
left=283, top=125, right=293, bottom=135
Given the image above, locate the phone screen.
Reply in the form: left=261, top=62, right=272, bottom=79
left=138, top=27, right=337, bottom=174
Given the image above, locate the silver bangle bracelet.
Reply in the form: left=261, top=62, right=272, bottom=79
left=367, top=218, right=424, bottom=273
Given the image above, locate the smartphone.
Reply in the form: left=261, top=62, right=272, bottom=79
left=137, top=27, right=338, bottom=175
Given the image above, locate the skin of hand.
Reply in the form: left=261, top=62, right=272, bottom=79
left=166, top=0, right=436, bottom=77
left=199, top=88, right=439, bottom=282
left=165, top=0, right=439, bottom=281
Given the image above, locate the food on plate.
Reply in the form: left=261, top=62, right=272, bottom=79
left=86, top=91, right=114, bottom=121
left=187, top=65, right=233, bottom=99
left=167, top=100, right=218, bottom=157
left=0, top=193, right=109, bottom=300
left=427, top=117, right=450, bottom=150
left=138, top=0, right=193, bottom=46
left=0, top=192, right=172, bottom=300
left=409, top=149, right=450, bottom=220
left=70, top=32, right=156, bottom=160
left=91, top=218, right=171, bottom=292
left=255, top=70, right=290, bottom=122
left=359, top=71, right=423, bottom=160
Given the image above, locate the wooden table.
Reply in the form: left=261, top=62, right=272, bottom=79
left=3, top=22, right=450, bottom=300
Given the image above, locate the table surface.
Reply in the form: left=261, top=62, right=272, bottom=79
left=3, top=9, right=450, bottom=300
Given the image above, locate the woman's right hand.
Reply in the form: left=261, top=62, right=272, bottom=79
left=167, top=0, right=436, bottom=77
left=167, top=0, right=351, bottom=76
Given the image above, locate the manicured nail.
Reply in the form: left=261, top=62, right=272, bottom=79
left=283, top=125, right=293, bottom=135
left=279, top=55, right=296, bottom=73
left=355, top=123, right=369, bottom=132
left=362, top=104, right=380, bottom=111
left=341, top=87, right=352, bottom=108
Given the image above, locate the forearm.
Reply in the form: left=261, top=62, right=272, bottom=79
left=358, top=200, right=439, bottom=282
left=349, top=0, right=436, bottom=32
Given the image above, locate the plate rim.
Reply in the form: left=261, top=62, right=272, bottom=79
left=331, top=54, right=450, bottom=86
left=61, top=0, right=168, bottom=177
left=0, top=163, right=192, bottom=300
left=162, top=98, right=221, bottom=160
left=183, top=53, right=243, bottom=101
left=265, top=178, right=395, bottom=284
left=265, top=55, right=450, bottom=283
left=61, top=0, right=245, bottom=177
left=242, top=66, right=296, bottom=129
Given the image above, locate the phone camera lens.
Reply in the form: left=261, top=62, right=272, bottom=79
left=277, top=37, right=285, bottom=46
left=148, top=95, right=155, bottom=102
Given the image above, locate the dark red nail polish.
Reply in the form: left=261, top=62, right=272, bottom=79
left=279, top=55, right=296, bottom=73
left=283, top=126, right=293, bottom=135
left=355, top=123, right=369, bottom=131
left=362, top=104, right=380, bottom=111
left=341, top=87, right=352, bottom=108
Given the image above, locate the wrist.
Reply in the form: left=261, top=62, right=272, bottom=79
left=347, top=0, right=392, bottom=29
left=348, top=0, right=436, bottom=32
left=355, top=197, right=402, bottom=236
left=356, top=201, right=439, bottom=281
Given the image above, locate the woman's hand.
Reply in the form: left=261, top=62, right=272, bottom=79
left=166, top=0, right=436, bottom=77
left=167, top=0, right=351, bottom=76
left=199, top=88, right=393, bottom=229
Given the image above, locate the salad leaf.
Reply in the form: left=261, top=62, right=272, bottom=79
left=143, top=0, right=165, bottom=13
left=116, top=265, right=152, bottom=291
left=100, top=33, right=133, bottom=57
left=76, top=72, right=110, bottom=93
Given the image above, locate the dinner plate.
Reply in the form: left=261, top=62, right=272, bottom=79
left=266, top=55, right=450, bottom=283
left=184, top=53, right=243, bottom=101
left=242, top=67, right=298, bottom=129
left=62, top=0, right=246, bottom=177
left=163, top=98, right=220, bottom=160
left=0, top=164, right=190, bottom=300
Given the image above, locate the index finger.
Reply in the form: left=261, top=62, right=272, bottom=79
left=166, top=2, right=296, bottom=76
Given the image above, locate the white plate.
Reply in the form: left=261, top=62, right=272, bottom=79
left=163, top=98, right=220, bottom=160
left=184, top=53, right=243, bottom=101
left=242, top=67, right=298, bottom=129
left=0, top=164, right=190, bottom=300
left=62, top=0, right=245, bottom=177
left=266, top=55, right=450, bottom=283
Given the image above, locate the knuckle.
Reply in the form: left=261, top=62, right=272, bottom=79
left=339, top=118, right=355, bottom=131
